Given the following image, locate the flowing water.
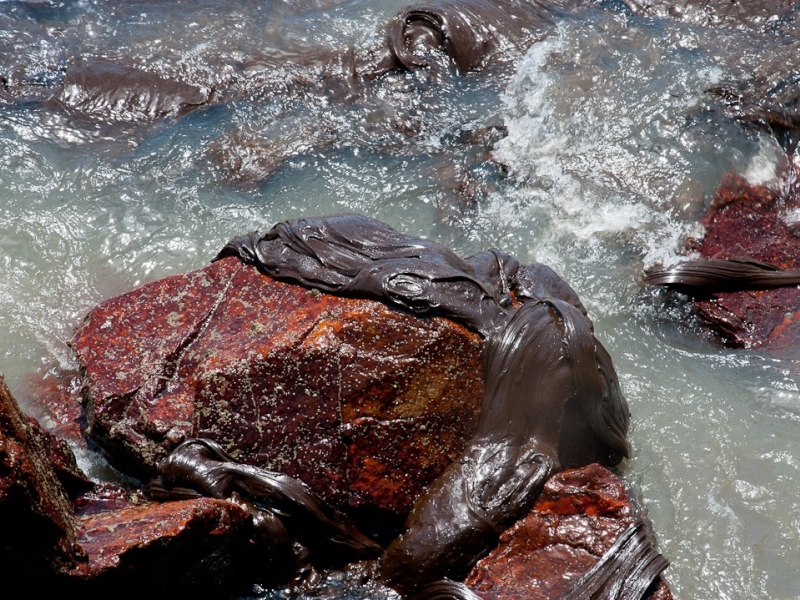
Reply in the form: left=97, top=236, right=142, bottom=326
left=2, top=1, right=800, bottom=598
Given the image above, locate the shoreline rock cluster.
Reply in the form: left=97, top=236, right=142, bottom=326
left=2, top=215, right=671, bottom=598
left=1, top=370, right=671, bottom=598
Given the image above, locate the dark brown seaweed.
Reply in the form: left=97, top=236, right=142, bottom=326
left=379, top=298, right=630, bottom=593
left=557, top=520, right=670, bottom=600
left=644, top=257, right=800, bottom=292
left=382, top=0, right=567, bottom=74
left=214, top=213, right=519, bottom=337
left=55, top=58, right=211, bottom=122
left=408, top=579, right=485, bottom=600
left=150, top=438, right=381, bottom=566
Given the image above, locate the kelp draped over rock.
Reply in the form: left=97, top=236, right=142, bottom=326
left=378, top=298, right=630, bottom=593
left=645, top=258, right=800, bottom=292
left=214, top=213, right=630, bottom=471
left=214, top=214, right=593, bottom=339
left=215, top=214, right=517, bottom=337
left=145, top=214, right=661, bottom=597
left=643, top=172, right=800, bottom=350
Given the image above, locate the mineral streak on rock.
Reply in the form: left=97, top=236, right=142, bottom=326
left=74, top=254, right=485, bottom=513
left=645, top=173, right=800, bottom=349
left=465, top=463, right=672, bottom=600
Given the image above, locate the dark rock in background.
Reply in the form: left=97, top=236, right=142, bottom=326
left=621, top=0, right=797, bottom=30
left=73, top=256, right=485, bottom=513
left=465, top=463, right=671, bottom=599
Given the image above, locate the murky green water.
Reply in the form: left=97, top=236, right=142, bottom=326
left=2, top=1, right=799, bottom=598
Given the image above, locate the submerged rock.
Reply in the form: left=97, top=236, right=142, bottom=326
left=73, top=255, right=485, bottom=513
left=621, top=0, right=798, bottom=30
left=374, top=0, right=574, bottom=76
left=56, top=58, right=213, bottom=122
left=465, top=463, right=672, bottom=599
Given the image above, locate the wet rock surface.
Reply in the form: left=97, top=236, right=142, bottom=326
left=686, top=173, right=800, bottom=349
left=0, top=373, right=86, bottom=578
left=4, top=239, right=673, bottom=598
left=73, top=256, right=485, bottom=513
left=465, top=463, right=672, bottom=600
left=16, top=369, right=87, bottom=448
left=0, top=372, right=273, bottom=596
left=72, top=494, right=256, bottom=595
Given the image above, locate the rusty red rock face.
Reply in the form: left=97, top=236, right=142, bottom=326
left=465, top=463, right=672, bottom=600
left=74, top=496, right=253, bottom=586
left=0, top=374, right=85, bottom=576
left=74, top=257, right=485, bottom=513
left=687, top=173, right=800, bottom=349
left=1, top=372, right=276, bottom=592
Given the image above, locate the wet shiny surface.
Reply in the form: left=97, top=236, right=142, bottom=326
left=2, top=1, right=800, bottom=598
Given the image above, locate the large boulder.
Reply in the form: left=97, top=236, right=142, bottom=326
left=73, top=256, right=485, bottom=513
left=465, top=463, right=672, bottom=599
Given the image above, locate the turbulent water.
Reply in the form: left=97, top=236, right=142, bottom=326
left=2, top=1, right=800, bottom=598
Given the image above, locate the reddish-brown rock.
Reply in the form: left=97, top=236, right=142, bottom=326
left=73, top=257, right=485, bottom=513
left=465, top=463, right=671, bottom=599
left=72, top=495, right=257, bottom=595
left=16, top=368, right=88, bottom=448
left=0, top=373, right=286, bottom=595
left=688, top=173, right=800, bottom=350
left=0, top=373, right=86, bottom=577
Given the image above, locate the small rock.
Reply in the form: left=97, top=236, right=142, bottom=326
left=73, top=496, right=256, bottom=595
left=465, top=463, right=672, bottom=599
left=689, top=173, right=800, bottom=349
left=0, top=373, right=86, bottom=578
